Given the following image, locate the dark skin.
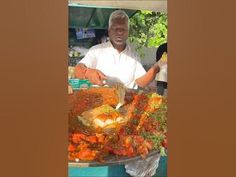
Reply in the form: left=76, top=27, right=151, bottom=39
left=74, top=64, right=106, bottom=85
left=74, top=16, right=161, bottom=87
left=108, top=18, right=129, bottom=53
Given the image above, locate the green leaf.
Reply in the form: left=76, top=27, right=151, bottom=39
left=129, top=11, right=167, bottom=59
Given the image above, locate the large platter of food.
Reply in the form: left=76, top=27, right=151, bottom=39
left=68, top=87, right=167, bottom=167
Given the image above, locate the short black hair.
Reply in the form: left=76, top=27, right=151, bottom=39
left=156, top=43, right=167, bottom=62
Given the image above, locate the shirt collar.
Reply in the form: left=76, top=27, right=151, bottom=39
left=108, top=41, right=129, bottom=54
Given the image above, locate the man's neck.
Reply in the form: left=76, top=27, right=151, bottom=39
left=110, top=41, right=126, bottom=53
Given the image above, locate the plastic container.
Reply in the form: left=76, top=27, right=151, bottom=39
left=68, top=79, right=92, bottom=90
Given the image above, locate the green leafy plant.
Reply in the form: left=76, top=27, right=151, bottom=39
left=129, top=10, right=167, bottom=58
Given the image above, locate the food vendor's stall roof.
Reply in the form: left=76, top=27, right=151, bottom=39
left=69, top=5, right=137, bottom=29
left=69, top=0, right=167, bottom=13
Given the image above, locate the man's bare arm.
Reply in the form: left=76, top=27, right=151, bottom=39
left=135, top=63, right=160, bottom=88
left=74, top=63, right=107, bottom=85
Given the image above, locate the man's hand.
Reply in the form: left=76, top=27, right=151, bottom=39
left=85, top=68, right=107, bottom=86
left=155, top=60, right=167, bottom=69
left=74, top=64, right=107, bottom=85
left=135, top=60, right=166, bottom=88
left=74, top=64, right=87, bottom=79
left=152, top=62, right=161, bottom=73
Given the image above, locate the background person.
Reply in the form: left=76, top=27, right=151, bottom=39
left=155, top=43, right=167, bottom=95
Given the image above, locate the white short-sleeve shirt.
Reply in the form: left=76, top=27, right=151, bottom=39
left=155, top=63, right=167, bottom=82
left=79, top=41, right=146, bottom=89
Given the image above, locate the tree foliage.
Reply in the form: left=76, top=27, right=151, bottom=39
left=129, top=10, right=167, bottom=58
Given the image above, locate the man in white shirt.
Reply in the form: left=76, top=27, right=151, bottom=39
left=74, top=10, right=160, bottom=89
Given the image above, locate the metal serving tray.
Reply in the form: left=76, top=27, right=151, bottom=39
left=68, top=87, right=161, bottom=167
left=68, top=150, right=159, bottom=167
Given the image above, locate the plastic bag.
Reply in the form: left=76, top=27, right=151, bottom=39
left=125, top=153, right=161, bottom=177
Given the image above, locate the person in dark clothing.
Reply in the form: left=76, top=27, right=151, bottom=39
left=156, top=43, right=167, bottom=96
left=156, top=43, right=167, bottom=62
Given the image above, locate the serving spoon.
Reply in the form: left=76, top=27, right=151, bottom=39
left=103, top=77, right=126, bottom=110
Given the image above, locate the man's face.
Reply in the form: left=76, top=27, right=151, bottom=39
left=108, top=18, right=129, bottom=48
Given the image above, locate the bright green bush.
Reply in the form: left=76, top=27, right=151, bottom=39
left=129, top=10, right=167, bottom=58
